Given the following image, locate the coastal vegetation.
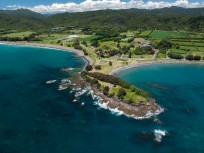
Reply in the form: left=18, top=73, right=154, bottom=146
left=81, top=71, right=149, bottom=103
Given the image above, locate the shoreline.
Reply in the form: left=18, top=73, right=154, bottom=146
left=110, top=59, right=204, bottom=75
left=90, top=86, right=164, bottom=119
left=0, top=41, right=94, bottom=66
left=2, top=41, right=203, bottom=120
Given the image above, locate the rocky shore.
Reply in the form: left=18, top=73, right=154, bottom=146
left=91, top=86, right=163, bottom=119
left=70, top=76, right=164, bottom=119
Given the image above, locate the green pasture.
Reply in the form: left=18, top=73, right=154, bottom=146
left=137, top=30, right=152, bottom=37
left=180, top=46, right=198, bottom=51
left=100, top=41, right=115, bottom=50
left=80, top=35, right=100, bottom=41
left=3, top=31, right=34, bottom=38
left=169, top=49, right=187, bottom=55
left=197, top=47, right=204, bottom=52
left=150, top=30, right=187, bottom=39
left=194, top=43, right=204, bottom=47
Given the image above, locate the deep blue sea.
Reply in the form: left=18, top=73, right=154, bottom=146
left=0, top=44, right=204, bottom=153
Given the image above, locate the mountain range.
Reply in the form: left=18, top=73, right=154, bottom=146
left=0, top=7, right=204, bottom=32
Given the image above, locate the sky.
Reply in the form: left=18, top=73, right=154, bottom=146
left=1, top=0, right=204, bottom=14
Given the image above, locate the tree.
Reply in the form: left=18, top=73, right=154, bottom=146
left=81, top=41, right=87, bottom=46
left=103, top=86, right=109, bottom=95
left=168, top=52, right=183, bottom=59
left=73, top=39, right=80, bottom=46
left=122, top=46, right=130, bottom=54
left=157, top=40, right=172, bottom=50
left=194, top=55, right=201, bottom=60
left=83, top=49, right=88, bottom=55
left=117, top=88, right=126, bottom=99
left=134, top=47, right=144, bottom=55
left=85, top=65, right=93, bottom=71
left=109, top=61, right=112, bottom=66
left=128, top=51, right=132, bottom=58
left=185, top=55, right=194, bottom=61
left=95, top=65, right=102, bottom=70
left=91, top=40, right=99, bottom=47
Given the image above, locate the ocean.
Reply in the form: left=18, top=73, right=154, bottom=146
left=0, top=44, right=204, bottom=153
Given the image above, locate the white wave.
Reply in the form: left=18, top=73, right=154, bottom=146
left=46, top=80, right=57, bottom=84
left=93, top=96, right=164, bottom=120
left=61, top=79, right=71, bottom=84
left=75, top=88, right=89, bottom=97
left=154, top=129, right=167, bottom=143
left=73, top=99, right=77, bottom=102
left=58, top=84, right=68, bottom=90
left=61, top=67, right=74, bottom=72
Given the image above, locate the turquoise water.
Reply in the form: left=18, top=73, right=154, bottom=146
left=0, top=44, right=204, bottom=153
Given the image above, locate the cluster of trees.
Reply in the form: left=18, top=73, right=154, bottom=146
left=168, top=53, right=203, bottom=60
left=73, top=39, right=83, bottom=50
left=168, top=52, right=183, bottom=59
left=85, top=65, right=93, bottom=71
left=81, top=71, right=149, bottom=98
left=88, top=72, right=131, bottom=88
left=185, top=55, right=202, bottom=61
left=0, top=35, right=40, bottom=42
left=134, top=46, right=155, bottom=55
left=157, top=40, right=173, bottom=50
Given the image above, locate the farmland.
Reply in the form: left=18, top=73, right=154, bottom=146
left=146, top=30, right=204, bottom=58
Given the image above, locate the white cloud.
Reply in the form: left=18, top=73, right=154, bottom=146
left=5, top=0, right=204, bottom=14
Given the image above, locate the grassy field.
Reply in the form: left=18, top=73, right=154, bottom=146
left=2, top=31, right=34, bottom=38
left=80, top=35, right=100, bottom=41
left=169, top=49, right=187, bottom=54
left=100, top=41, right=116, bottom=50
left=137, top=30, right=152, bottom=37
left=197, top=47, right=204, bottom=52
left=150, top=30, right=188, bottom=39
left=95, top=78, right=147, bottom=103
left=180, top=46, right=198, bottom=51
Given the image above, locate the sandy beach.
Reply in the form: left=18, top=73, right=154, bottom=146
left=0, top=41, right=94, bottom=66
left=110, top=59, right=204, bottom=75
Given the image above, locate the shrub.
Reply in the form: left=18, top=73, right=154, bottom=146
left=109, top=93, right=115, bottom=97
left=117, top=88, right=126, bottom=99
left=91, top=40, right=99, bottom=47
left=85, top=65, right=93, bottom=71
left=129, top=51, right=132, bottom=58
left=73, top=39, right=80, bottom=46
left=128, top=97, right=135, bottom=103
left=130, top=86, right=136, bottom=92
left=97, top=83, right=101, bottom=89
left=81, top=41, right=87, bottom=46
left=109, top=61, right=113, bottom=66
left=104, top=86, right=110, bottom=91
left=95, top=65, right=102, bottom=70
left=83, top=50, right=88, bottom=55
left=74, top=45, right=82, bottom=50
